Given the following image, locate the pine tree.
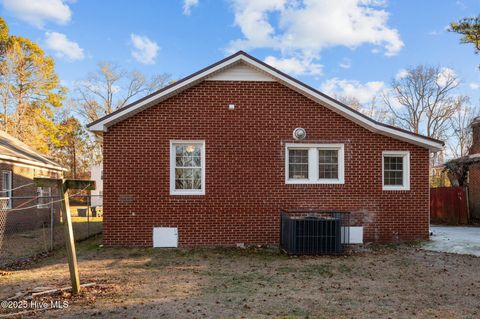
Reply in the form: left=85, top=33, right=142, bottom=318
left=0, top=17, right=66, bottom=153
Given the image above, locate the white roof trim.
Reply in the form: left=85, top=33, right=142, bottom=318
left=0, top=154, right=68, bottom=172
left=88, top=52, right=443, bottom=151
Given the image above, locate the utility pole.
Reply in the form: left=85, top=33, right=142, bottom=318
left=34, top=177, right=95, bottom=294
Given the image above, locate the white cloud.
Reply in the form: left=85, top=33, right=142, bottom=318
left=183, top=0, right=199, bottom=15
left=130, top=34, right=160, bottom=65
left=395, top=68, right=408, bottom=80
left=320, top=78, right=385, bottom=104
left=395, top=67, right=459, bottom=88
left=428, top=30, right=442, bottom=36
left=339, top=58, right=352, bottom=69
left=469, top=83, right=480, bottom=90
left=227, top=0, right=403, bottom=75
left=45, top=32, right=84, bottom=61
left=2, top=0, right=72, bottom=28
left=436, top=67, right=458, bottom=87
left=264, top=55, right=323, bottom=76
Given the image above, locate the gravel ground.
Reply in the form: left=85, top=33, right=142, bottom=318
left=1, top=237, right=479, bottom=319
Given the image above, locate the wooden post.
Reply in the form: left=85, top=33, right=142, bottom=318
left=34, top=177, right=95, bottom=294
left=57, top=179, right=80, bottom=293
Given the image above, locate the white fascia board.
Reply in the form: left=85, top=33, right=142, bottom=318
left=88, top=53, right=443, bottom=152
left=0, top=154, right=68, bottom=172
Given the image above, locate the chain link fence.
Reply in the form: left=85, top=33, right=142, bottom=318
left=0, top=195, right=102, bottom=269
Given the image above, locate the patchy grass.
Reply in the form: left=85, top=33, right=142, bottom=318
left=1, top=237, right=480, bottom=318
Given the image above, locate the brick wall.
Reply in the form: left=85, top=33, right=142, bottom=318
left=103, top=81, right=430, bottom=246
left=468, top=119, right=480, bottom=220
left=469, top=118, right=480, bottom=154
left=468, top=163, right=480, bottom=220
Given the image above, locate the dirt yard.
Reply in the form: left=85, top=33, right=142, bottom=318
left=0, top=218, right=102, bottom=268
left=1, top=237, right=479, bottom=319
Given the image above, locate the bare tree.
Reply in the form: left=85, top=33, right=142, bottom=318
left=383, top=65, right=460, bottom=140
left=75, top=62, right=171, bottom=122
left=335, top=95, right=393, bottom=124
left=448, top=96, right=478, bottom=158
left=334, top=94, right=362, bottom=110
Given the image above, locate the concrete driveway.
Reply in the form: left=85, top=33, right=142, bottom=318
left=423, top=226, right=480, bottom=257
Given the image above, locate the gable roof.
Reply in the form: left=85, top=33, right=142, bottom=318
left=0, top=130, right=67, bottom=172
left=87, top=51, right=444, bottom=151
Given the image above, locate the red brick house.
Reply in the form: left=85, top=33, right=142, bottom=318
left=468, top=117, right=480, bottom=220
left=87, top=51, right=443, bottom=247
left=445, top=116, right=480, bottom=222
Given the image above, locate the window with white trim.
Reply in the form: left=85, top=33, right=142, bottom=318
left=1, top=170, right=12, bottom=208
left=37, top=187, right=51, bottom=209
left=382, top=151, right=410, bottom=190
left=170, top=141, right=205, bottom=195
left=285, top=143, right=344, bottom=184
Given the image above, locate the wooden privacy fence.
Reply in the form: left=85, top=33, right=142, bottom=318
left=430, top=187, right=468, bottom=225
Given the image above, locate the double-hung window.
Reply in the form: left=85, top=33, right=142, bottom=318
left=1, top=170, right=12, bottom=208
left=170, top=141, right=205, bottom=195
left=37, top=187, right=51, bottom=209
left=286, top=143, right=344, bottom=184
left=382, top=151, right=410, bottom=191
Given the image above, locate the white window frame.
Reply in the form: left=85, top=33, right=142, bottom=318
left=37, top=187, right=51, bottom=209
left=170, top=140, right=206, bottom=196
left=382, top=151, right=410, bottom=191
left=1, top=170, right=12, bottom=209
left=285, top=143, right=345, bottom=185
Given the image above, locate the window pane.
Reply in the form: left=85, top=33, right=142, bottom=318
left=319, top=150, right=338, bottom=179
left=175, top=145, right=201, bottom=168
left=37, top=187, right=51, bottom=208
left=384, top=156, right=403, bottom=171
left=192, top=156, right=201, bottom=167
left=175, top=168, right=185, bottom=179
left=288, top=149, right=308, bottom=179
left=193, top=171, right=202, bottom=189
left=319, top=164, right=338, bottom=179
left=176, top=155, right=192, bottom=167
left=174, top=144, right=203, bottom=191
left=175, top=179, right=193, bottom=190
left=384, top=156, right=404, bottom=186
left=319, top=150, right=338, bottom=164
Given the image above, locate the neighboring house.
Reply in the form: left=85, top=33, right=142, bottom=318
left=0, top=130, right=66, bottom=232
left=445, top=116, right=480, bottom=221
left=90, top=164, right=103, bottom=207
left=87, top=51, right=443, bottom=247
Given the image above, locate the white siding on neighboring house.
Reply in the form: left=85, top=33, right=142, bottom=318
left=90, top=165, right=103, bottom=207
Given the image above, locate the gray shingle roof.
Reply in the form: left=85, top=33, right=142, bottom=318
left=0, top=130, right=66, bottom=171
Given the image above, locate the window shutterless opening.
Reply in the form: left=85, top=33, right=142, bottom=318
left=170, top=141, right=205, bottom=195
left=382, top=151, right=410, bottom=191
left=285, top=143, right=344, bottom=185
left=1, top=170, right=12, bottom=208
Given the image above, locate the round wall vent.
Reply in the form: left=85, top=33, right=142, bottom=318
left=293, top=127, right=306, bottom=140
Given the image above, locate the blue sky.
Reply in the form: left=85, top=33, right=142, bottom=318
left=1, top=0, right=479, bottom=104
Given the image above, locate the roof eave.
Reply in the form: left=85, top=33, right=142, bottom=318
left=87, top=51, right=444, bottom=151
left=0, top=154, right=68, bottom=172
